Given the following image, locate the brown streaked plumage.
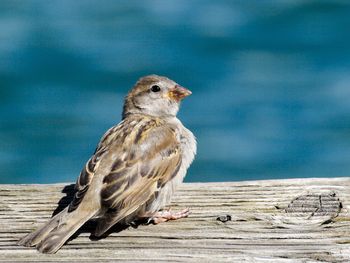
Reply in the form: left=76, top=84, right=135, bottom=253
left=18, top=75, right=197, bottom=253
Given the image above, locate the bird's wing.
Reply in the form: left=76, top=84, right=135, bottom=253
left=94, top=118, right=182, bottom=236
left=68, top=124, right=121, bottom=212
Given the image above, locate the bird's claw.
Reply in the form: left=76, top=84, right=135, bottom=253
left=150, top=208, right=190, bottom=224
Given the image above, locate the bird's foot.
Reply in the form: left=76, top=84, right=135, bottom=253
left=149, top=208, right=190, bottom=224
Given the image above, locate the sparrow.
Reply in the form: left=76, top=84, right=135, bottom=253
left=18, top=75, right=197, bottom=253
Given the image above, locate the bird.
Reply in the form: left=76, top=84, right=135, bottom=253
left=17, top=75, right=197, bottom=254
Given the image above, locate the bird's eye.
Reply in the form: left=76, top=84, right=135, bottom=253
left=150, top=85, right=161, bottom=92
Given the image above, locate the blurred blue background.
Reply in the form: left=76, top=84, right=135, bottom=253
left=1, top=0, right=350, bottom=183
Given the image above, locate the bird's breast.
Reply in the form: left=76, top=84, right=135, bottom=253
left=146, top=121, right=196, bottom=213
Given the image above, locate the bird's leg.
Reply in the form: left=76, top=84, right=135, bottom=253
left=144, top=208, right=190, bottom=224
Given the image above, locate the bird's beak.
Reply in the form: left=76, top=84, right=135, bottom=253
left=168, top=85, right=192, bottom=102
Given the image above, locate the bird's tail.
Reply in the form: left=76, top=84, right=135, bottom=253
left=18, top=206, right=96, bottom=254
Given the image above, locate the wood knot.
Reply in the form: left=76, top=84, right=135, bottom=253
left=285, top=192, right=342, bottom=220
left=217, top=214, right=232, bottom=223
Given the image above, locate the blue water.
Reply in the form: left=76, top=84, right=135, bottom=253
left=1, top=0, right=350, bottom=183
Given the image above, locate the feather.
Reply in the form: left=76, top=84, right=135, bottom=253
left=93, top=115, right=182, bottom=236
left=18, top=205, right=98, bottom=254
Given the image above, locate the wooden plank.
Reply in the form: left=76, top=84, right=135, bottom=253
left=0, top=177, right=349, bottom=262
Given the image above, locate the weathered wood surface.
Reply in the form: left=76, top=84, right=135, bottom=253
left=0, top=177, right=349, bottom=262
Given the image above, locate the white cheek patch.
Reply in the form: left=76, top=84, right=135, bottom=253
left=133, top=90, right=180, bottom=117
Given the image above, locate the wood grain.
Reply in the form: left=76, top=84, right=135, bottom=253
left=0, top=177, right=349, bottom=262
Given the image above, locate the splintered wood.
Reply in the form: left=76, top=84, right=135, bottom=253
left=0, top=177, right=349, bottom=262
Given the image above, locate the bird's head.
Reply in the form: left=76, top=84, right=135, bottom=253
left=122, top=75, right=191, bottom=118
